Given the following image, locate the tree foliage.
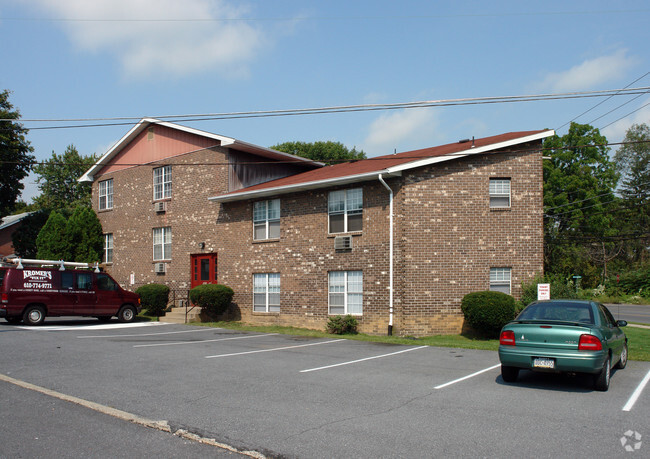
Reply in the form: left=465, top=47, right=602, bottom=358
left=33, top=144, right=97, bottom=210
left=542, top=123, right=619, bottom=286
left=35, top=207, right=103, bottom=262
left=11, top=209, right=51, bottom=258
left=36, top=210, right=71, bottom=260
left=270, top=141, right=366, bottom=166
left=0, top=90, right=34, bottom=220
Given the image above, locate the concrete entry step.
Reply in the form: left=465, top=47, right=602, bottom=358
left=159, top=306, right=203, bottom=324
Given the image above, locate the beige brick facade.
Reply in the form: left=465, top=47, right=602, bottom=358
left=90, top=121, right=545, bottom=337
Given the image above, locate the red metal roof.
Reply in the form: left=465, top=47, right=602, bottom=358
left=211, top=130, right=552, bottom=202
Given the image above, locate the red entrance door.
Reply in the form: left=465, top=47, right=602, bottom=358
left=190, top=254, right=218, bottom=289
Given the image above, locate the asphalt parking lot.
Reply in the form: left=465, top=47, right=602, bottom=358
left=1, top=320, right=648, bottom=458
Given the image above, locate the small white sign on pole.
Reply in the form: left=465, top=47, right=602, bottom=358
left=130, top=273, right=135, bottom=286
left=537, top=283, right=551, bottom=301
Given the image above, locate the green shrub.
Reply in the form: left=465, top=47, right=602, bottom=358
left=326, top=315, right=358, bottom=335
left=189, top=284, right=234, bottom=316
left=461, top=291, right=516, bottom=338
left=136, top=284, right=170, bottom=316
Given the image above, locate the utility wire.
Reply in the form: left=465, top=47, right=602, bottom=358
left=3, top=87, right=650, bottom=131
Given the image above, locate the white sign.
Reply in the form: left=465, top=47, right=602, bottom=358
left=130, top=273, right=135, bottom=285
left=537, top=283, right=550, bottom=301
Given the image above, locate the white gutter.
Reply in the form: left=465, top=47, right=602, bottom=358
left=377, top=174, right=394, bottom=336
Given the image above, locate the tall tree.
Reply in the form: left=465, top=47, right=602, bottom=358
left=270, top=141, right=366, bottom=166
left=66, top=206, right=103, bottom=263
left=0, top=90, right=35, bottom=220
left=33, top=144, right=97, bottom=210
left=543, top=123, right=620, bottom=285
left=613, top=123, right=650, bottom=263
left=36, top=210, right=71, bottom=260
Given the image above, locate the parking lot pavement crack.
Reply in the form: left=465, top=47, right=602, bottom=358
left=281, top=391, right=435, bottom=441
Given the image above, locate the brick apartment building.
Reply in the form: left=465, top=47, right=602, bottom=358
left=82, top=118, right=552, bottom=336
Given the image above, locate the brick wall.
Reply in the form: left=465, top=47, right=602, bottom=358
left=93, top=146, right=228, bottom=291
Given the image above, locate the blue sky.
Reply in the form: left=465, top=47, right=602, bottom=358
left=2, top=0, right=650, bottom=201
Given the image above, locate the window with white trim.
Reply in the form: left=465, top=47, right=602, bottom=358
left=253, top=199, right=280, bottom=240
left=489, top=178, right=511, bottom=208
left=153, top=227, right=172, bottom=261
left=329, top=271, right=363, bottom=315
left=98, top=179, right=113, bottom=210
left=153, top=166, right=172, bottom=201
left=490, top=268, right=511, bottom=294
left=328, top=188, right=362, bottom=233
left=253, top=273, right=280, bottom=312
left=103, top=233, right=113, bottom=264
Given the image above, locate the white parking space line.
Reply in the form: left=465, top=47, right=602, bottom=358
left=300, top=345, right=428, bottom=373
left=434, top=364, right=501, bottom=390
left=623, top=368, right=650, bottom=412
left=205, top=339, right=343, bottom=359
left=78, top=328, right=219, bottom=339
left=134, top=333, right=278, bottom=348
left=18, top=322, right=169, bottom=332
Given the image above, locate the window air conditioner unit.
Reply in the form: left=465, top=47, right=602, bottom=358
left=334, top=235, right=352, bottom=250
left=154, top=202, right=166, bottom=213
left=154, top=263, right=166, bottom=274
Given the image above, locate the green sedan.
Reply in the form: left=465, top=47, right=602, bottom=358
left=498, top=299, right=628, bottom=391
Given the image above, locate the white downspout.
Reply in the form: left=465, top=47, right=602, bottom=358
left=378, top=174, right=394, bottom=336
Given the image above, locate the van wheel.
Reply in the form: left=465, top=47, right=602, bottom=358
left=23, top=306, right=46, bottom=326
left=118, top=305, right=136, bottom=323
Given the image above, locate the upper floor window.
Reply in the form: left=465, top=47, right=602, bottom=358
left=253, top=199, right=280, bottom=240
left=154, top=166, right=172, bottom=201
left=153, top=227, right=172, bottom=261
left=98, top=179, right=113, bottom=210
left=103, top=233, right=113, bottom=264
left=489, top=178, right=511, bottom=208
left=329, top=188, right=362, bottom=233
left=329, top=270, right=363, bottom=315
left=489, top=267, right=511, bottom=294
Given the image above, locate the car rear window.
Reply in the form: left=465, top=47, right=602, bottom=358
left=518, top=302, right=594, bottom=324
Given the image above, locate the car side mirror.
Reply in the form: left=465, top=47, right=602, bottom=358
left=616, top=320, right=628, bottom=327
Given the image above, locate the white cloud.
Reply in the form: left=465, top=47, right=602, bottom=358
left=362, top=109, right=440, bottom=155
left=538, top=50, right=638, bottom=92
left=28, top=0, right=265, bottom=79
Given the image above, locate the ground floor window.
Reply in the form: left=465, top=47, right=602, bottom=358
left=490, top=267, right=511, bottom=294
left=329, top=271, right=363, bottom=315
left=253, top=273, right=280, bottom=312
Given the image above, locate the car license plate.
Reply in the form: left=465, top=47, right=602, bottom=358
left=533, top=358, right=555, bottom=369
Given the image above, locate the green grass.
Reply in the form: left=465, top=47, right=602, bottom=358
left=194, top=320, right=650, bottom=361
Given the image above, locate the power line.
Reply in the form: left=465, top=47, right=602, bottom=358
left=600, top=99, right=650, bottom=130
left=556, top=72, right=650, bottom=131
left=3, top=87, right=650, bottom=131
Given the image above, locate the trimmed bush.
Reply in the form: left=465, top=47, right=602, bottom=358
left=136, top=284, right=170, bottom=316
left=189, top=284, right=234, bottom=317
left=326, top=315, right=358, bottom=335
left=461, top=291, right=516, bottom=338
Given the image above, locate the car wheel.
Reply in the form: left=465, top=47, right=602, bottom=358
left=117, top=305, right=136, bottom=323
left=616, top=343, right=628, bottom=370
left=501, top=365, right=519, bottom=383
left=594, top=357, right=611, bottom=391
left=23, top=306, right=46, bottom=326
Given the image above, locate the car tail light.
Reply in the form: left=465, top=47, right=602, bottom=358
left=1, top=293, right=7, bottom=303
left=500, top=330, right=516, bottom=346
left=578, top=334, right=602, bottom=351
